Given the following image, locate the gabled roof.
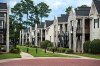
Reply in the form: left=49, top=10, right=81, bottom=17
left=58, top=14, right=68, bottom=22
left=0, top=3, right=7, bottom=9
left=93, top=0, right=100, bottom=14
left=37, top=22, right=44, bottom=28
left=45, top=20, right=53, bottom=27
left=75, top=7, right=90, bottom=16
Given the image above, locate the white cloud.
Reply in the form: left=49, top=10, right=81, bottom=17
left=8, top=0, right=93, bottom=21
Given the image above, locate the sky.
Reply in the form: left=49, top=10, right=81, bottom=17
left=1, top=0, right=92, bottom=22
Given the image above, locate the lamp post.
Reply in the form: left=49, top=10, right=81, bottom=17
left=14, top=28, right=17, bottom=48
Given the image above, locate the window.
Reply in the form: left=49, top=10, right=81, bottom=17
left=94, top=18, right=99, bottom=28
left=0, top=20, right=3, bottom=28
left=0, top=34, right=3, bottom=43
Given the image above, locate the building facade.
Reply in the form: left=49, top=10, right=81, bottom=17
left=0, top=3, right=9, bottom=52
left=20, top=0, right=100, bottom=53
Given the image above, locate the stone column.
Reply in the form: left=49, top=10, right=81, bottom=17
left=55, top=20, right=58, bottom=47
left=29, top=26, right=32, bottom=43
left=6, top=9, right=9, bottom=52
left=73, top=20, right=77, bottom=53
left=82, top=18, right=85, bottom=53
left=63, top=23, right=65, bottom=33
left=68, top=21, right=71, bottom=49
left=41, top=29, right=43, bottom=42
left=19, top=31, right=22, bottom=44
left=35, top=24, right=38, bottom=46
left=90, top=18, right=94, bottom=41
left=26, top=33, right=27, bottom=43
left=22, top=29, right=24, bottom=45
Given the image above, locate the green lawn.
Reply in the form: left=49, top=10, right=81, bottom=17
left=18, top=46, right=78, bottom=58
left=0, top=53, right=21, bottom=60
left=75, top=53, right=100, bottom=59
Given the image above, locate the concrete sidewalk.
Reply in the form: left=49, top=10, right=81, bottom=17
left=20, top=52, right=34, bottom=59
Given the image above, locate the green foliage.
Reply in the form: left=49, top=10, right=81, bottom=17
left=37, top=2, right=51, bottom=22
left=65, top=6, right=72, bottom=14
left=40, top=40, right=53, bottom=49
left=24, top=42, right=32, bottom=47
left=80, top=5, right=88, bottom=7
left=47, top=47, right=57, bottom=52
left=65, top=49, right=73, bottom=54
left=57, top=47, right=66, bottom=53
left=90, top=39, right=100, bottom=54
left=83, top=41, right=91, bottom=53
left=10, top=48, right=20, bottom=54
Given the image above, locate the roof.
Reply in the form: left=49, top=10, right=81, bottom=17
left=45, top=20, right=53, bottom=27
left=37, top=22, right=44, bottom=28
left=0, top=3, right=7, bottom=9
left=93, top=0, right=100, bottom=14
left=58, top=14, right=68, bottom=22
left=75, top=7, right=90, bottom=16
left=0, top=13, right=4, bottom=17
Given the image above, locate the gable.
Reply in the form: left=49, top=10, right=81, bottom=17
left=93, top=0, right=100, bottom=14
left=89, top=1, right=98, bottom=18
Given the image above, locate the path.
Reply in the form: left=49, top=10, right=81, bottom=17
left=45, top=50, right=95, bottom=59
left=20, top=52, right=34, bottom=59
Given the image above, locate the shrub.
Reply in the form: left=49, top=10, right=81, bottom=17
left=57, top=47, right=66, bottom=53
left=25, top=42, right=32, bottom=47
left=65, top=49, right=73, bottom=54
left=47, top=47, right=57, bottom=52
left=90, top=39, right=100, bottom=54
left=40, top=40, right=53, bottom=49
left=10, top=48, right=20, bottom=54
left=83, top=41, right=91, bottom=53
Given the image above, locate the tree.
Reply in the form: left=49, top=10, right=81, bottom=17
left=37, top=2, right=51, bottom=24
left=80, top=5, right=88, bottom=7
left=65, top=6, right=72, bottom=14
left=11, top=3, right=23, bottom=23
left=21, top=0, right=34, bottom=27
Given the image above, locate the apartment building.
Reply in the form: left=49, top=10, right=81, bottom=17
left=0, top=3, right=9, bottom=52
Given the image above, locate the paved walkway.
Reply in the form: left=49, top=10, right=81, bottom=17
left=45, top=50, right=95, bottom=59
left=20, top=52, right=34, bottom=59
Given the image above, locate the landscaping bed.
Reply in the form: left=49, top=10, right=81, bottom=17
left=18, top=45, right=77, bottom=58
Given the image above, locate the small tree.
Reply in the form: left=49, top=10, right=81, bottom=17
left=40, top=40, right=53, bottom=53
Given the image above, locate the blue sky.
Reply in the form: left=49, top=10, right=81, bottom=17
left=1, top=0, right=92, bottom=22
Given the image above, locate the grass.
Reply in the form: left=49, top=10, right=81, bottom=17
left=18, top=45, right=78, bottom=58
left=75, top=53, right=100, bottom=59
left=0, top=53, right=21, bottom=60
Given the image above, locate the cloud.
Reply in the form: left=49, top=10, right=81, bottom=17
left=7, top=0, right=92, bottom=21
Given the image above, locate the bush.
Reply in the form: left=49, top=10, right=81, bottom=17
left=65, top=49, right=73, bottom=54
left=47, top=47, right=57, bottom=52
left=57, top=47, right=66, bottom=53
left=10, top=48, right=20, bottom=54
left=83, top=41, right=91, bottom=53
left=25, top=42, right=32, bottom=47
left=40, top=40, right=53, bottom=49
left=90, top=39, right=100, bottom=54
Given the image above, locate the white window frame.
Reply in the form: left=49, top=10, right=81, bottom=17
left=0, top=34, right=3, bottom=43
left=0, top=20, right=3, bottom=28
